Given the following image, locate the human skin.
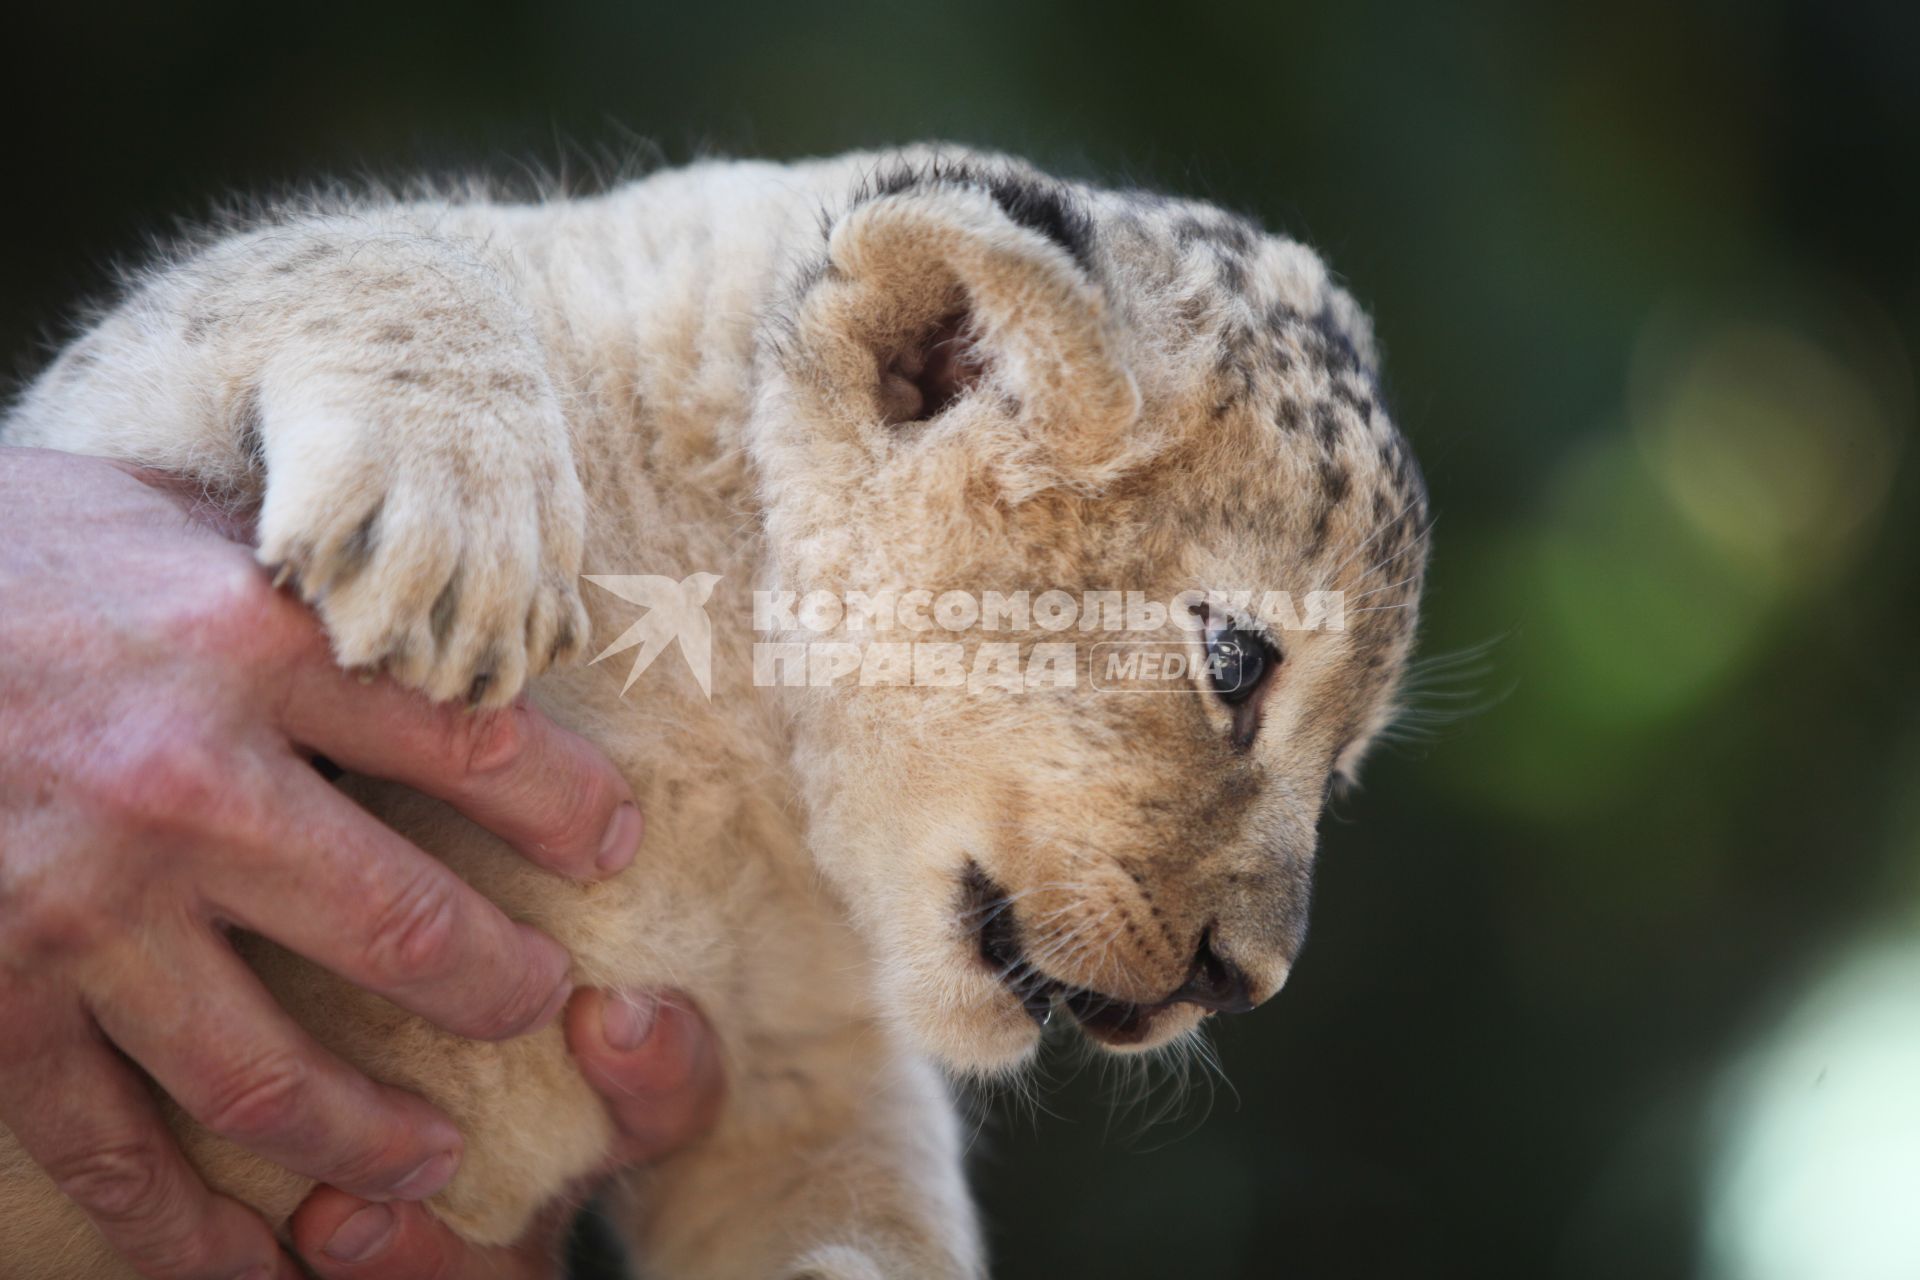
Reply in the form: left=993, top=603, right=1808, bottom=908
left=0, top=446, right=720, bottom=1278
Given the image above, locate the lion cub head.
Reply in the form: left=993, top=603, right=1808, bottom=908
left=748, top=153, right=1428, bottom=1073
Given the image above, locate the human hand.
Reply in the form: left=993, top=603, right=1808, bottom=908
left=0, top=447, right=645, bottom=1278
left=290, top=991, right=723, bottom=1278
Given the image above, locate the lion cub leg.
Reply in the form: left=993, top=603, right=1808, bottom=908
left=5, top=210, right=589, bottom=708
left=610, top=1023, right=981, bottom=1280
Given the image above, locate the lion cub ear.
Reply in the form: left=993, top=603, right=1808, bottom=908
left=782, top=176, right=1145, bottom=494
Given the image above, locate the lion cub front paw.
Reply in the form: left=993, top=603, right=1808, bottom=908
left=254, top=385, right=589, bottom=707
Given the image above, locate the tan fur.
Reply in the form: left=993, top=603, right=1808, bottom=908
left=1, top=147, right=1428, bottom=1277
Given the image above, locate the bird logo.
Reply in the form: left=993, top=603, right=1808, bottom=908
left=582, top=573, right=723, bottom=698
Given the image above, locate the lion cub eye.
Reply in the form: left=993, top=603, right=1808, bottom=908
left=1204, top=626, right=1280, bottom=706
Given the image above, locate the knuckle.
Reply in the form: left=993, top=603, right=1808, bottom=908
left=0, top=868, right=109, bottom=962
left=195, top=1052, right=312, bottom=1146
left=49, top=1134, right=172, bottom=1225
left=364, top=870, right=461, bottom=988
left=88, top=731, right=226, bottom=835
left=98, top=737, right=276, bottom=851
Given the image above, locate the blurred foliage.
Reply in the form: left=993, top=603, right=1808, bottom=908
left=6, top=1, right=1916, bottom=1276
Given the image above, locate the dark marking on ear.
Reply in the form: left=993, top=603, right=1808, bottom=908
left=789, top=256, right=831, bottom=299
left=866, top=164, right=922, bottom=201
left=978, top=173, right=1095, bottom=271
left=850, top=158, right=1096, bottom=271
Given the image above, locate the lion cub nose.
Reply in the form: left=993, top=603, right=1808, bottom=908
left=1169, top=929, right=1256, bottom=1014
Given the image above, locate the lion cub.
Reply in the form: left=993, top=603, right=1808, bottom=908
left=1, top=147, right=1428, bottom=1277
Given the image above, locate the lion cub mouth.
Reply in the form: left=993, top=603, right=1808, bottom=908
left=961, top=862, right=1178, bottom=1047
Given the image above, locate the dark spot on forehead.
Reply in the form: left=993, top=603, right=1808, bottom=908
left=1310, top=302, right=1368, bottom=377
left=1214, top=253, right=1247, bottom=293
left=1330, top=376, right=1370, bottom=416
left=1173, top=212, right=1258, bottom=256
left=1205, top=293, right=1384, bottom=432
left=1307, top=506, right=1333, bottom=560
left=1319, top=461, right=1350, bottom=505
left=1313, top=401, right=1342, bottom=449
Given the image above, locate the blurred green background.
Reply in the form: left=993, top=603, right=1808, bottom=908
left=7, top=2, right=1916, bottom=1276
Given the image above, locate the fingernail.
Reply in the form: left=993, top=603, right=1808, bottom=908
left=601, top=991, right=660, bottom=1052
left=322, top=1203, right=396, bottom=1262
left=597, top=803, right=643, bottom=874
left=387, top=1149, right=458, bottom=1200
